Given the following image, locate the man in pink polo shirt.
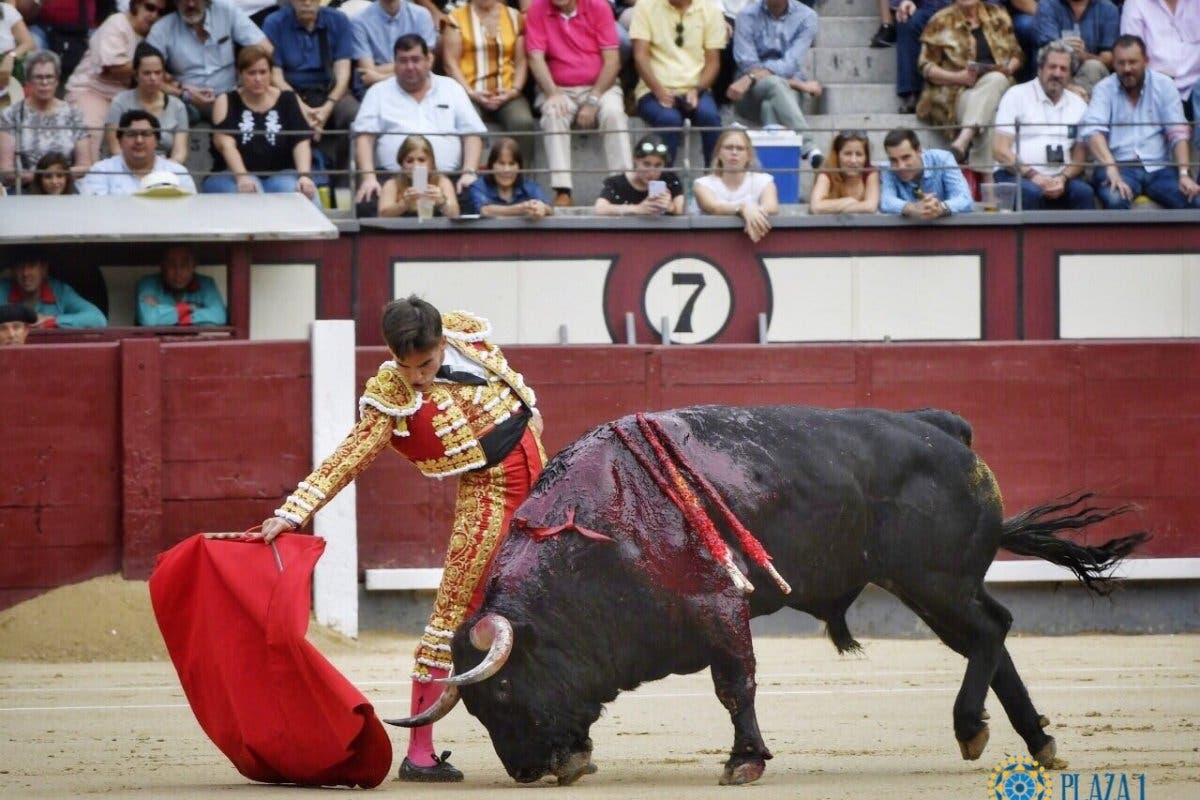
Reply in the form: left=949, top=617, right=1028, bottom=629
left=526, top=0, right=631, bottom=206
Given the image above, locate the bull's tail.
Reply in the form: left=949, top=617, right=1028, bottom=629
left=999, top=492, right=1150, bottom=595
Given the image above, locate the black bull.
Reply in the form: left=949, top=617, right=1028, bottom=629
left=388, top=405, right=1148, bottom=785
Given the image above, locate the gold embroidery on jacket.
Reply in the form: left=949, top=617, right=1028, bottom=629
left=274, top=408, right=394, bottom=527
left=412, top=461, right=509, bottom=681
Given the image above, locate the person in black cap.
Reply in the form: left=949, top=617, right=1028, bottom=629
left=0, top=303, right=37, bottom=346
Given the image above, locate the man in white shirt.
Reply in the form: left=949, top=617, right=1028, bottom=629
left=351, top=33, right=486, bottom=208
left=79, top=110, right=197, bottom=195
left=993, top=40, right=1095, bottom=209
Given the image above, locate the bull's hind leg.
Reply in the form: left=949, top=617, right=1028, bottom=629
left=988, top=626, right=1068, bottom=769
left=892, top=582, right=1009, bottom=762
left=702, top=599, right=772, bottom=785
left=710, top=650, right=772, bottom=785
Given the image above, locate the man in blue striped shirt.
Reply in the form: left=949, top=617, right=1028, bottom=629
left=1078, top=34, right=1200, bottom=209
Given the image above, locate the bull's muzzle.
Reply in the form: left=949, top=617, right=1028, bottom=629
left=382, top=613, right=514, bottom=728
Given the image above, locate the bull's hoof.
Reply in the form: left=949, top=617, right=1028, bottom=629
left=957, top=724, right=990, bottom=761
left=1033, top=737, right=1068, bottom=770
left=719, top=759, right=766, bottom=786
left=554, top=751, right=598, bottom=786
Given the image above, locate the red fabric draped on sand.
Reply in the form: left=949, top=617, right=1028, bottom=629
left=149, top=533, right=392, bottom=788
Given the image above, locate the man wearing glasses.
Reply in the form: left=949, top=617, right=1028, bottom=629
left=630, top=0, right=726, bottom=166
left=79, top=109, right=196, bottom=195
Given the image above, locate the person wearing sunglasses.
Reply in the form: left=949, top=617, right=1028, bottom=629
left=64, top=0, right=166, bottom=163
left=629, top=0, right=727, bottom=166
left=594, top=133, right=685, bottom=215
left=79, top=108, right=196, bottom=195
left=727, top=0, right=824, bottom=170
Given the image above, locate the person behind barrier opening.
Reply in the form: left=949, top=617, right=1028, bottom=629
left=0, top=302, right=37, bottom=345
left=135, top=245, right=228, bottom=327
left=0, top=249, right=106, bottom=329
left=254, top=295, right=546, bottom=783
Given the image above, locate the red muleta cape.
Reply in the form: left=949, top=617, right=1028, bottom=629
left=149, top=533, right=391, bottom=788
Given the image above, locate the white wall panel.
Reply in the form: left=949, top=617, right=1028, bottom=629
left=250, top=263, right=316, bottom=340
left=393, top=259, right=612, bottom=343
left=1060, top=254, right=1199, bottom=338
left=763, top=255, right=980, bottom=341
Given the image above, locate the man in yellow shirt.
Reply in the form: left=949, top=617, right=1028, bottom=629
left=630, top=0, right=726, bottom=166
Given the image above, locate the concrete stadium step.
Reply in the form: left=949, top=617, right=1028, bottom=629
left=816, top=16, right=885, bottom=48
left=819, top=82, right=908, bottom=115
left=804, top=112, right=955, bottom=157
left=816, top=0, right=884, bottom=17
left=812, top=46, right=896, bottom=84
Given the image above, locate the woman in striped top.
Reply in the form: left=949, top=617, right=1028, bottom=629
left=443, top=0, right=536, bottom=169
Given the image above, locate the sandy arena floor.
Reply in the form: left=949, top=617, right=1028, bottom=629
left=2, top=630, right=1198, bottom=799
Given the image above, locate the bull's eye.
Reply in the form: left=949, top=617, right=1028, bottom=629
left=495, top=678, right=511, bottom=704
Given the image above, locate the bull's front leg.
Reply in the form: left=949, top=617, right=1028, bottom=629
left=710, top=651, right=772, bottom=785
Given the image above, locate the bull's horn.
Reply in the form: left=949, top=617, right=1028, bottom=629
left=439, top=614, right=514, bottom=686
left=384, top=684, right=460, bottom=728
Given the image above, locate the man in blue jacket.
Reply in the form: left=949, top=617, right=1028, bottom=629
left=136, top=245, right=228, bottom=326
left=0, top=252, right=107, bottom=329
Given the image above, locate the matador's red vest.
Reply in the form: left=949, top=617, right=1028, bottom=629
left=359, top=311, right=537, bottom=478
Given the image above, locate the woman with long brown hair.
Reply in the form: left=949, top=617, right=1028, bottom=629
left=378, top=134, right=461, bottom=218
left=809, top=130, right=881, bottom=214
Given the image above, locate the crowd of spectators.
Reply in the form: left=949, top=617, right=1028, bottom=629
left=0, top=0, right=1195, bottom=214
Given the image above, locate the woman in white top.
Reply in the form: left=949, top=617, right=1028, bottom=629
left=64, top=0, right=165, bottom=161
left=692, top=128, right=779, bottom=243
left=0, top=0, right=34, bottom=109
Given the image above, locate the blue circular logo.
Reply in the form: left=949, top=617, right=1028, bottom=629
left=989, top=756, right=1053, bottom=800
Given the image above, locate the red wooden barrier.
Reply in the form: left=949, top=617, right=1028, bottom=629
left=0, top=339, right=1195, bottom=608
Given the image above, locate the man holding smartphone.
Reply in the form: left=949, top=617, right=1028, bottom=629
left=993, top=40, right=1096, bottom=209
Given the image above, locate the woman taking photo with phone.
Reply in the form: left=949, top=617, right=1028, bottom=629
left=593, top=134, right=685, bottom=216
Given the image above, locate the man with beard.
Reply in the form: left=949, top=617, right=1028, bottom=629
left=147, top=0, right=272, bottom=122
left=1079, top=34, right=1200, bottom=208
left=993, top=40, right=1095, bottom=209
left=79, top=110, right=196, bottom=195
left=351, top=33, right=486, bottom=209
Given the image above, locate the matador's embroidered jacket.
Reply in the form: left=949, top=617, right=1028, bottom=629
left=274, top=310, right=537, bottom=528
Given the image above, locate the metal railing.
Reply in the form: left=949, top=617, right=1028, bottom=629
left=3, top=119, right=1197, bottom=215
